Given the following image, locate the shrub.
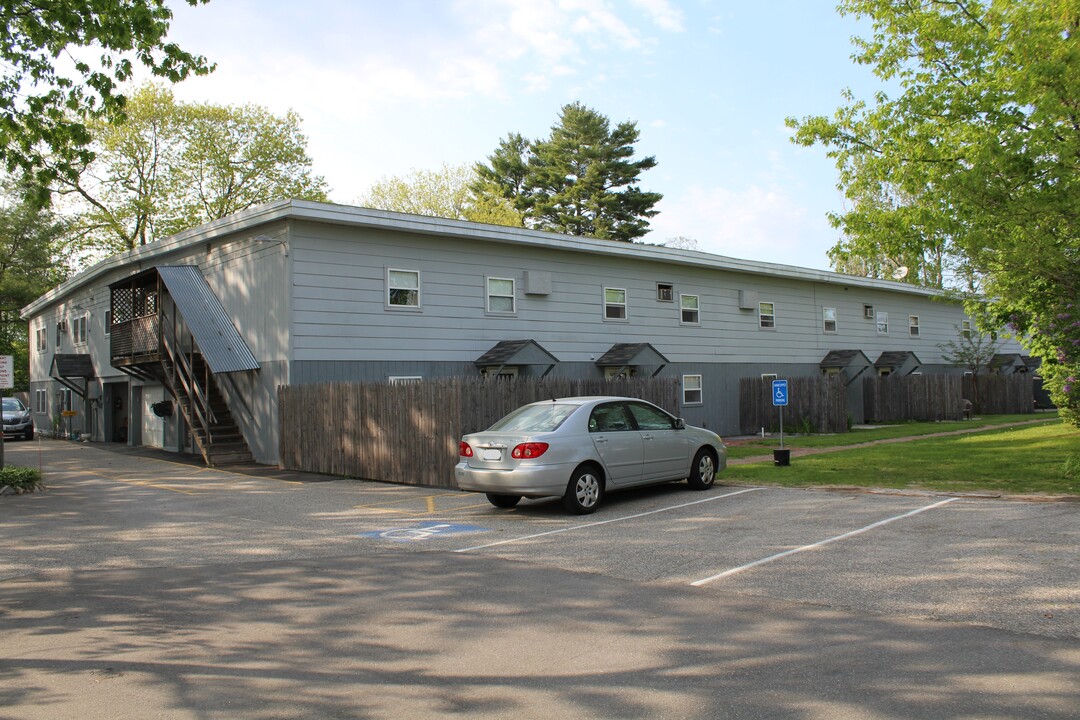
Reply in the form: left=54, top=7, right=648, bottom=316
left=0, top=466, right=43, bottom=494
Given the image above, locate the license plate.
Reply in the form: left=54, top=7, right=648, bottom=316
left=482, top=449, right=503, bottom=461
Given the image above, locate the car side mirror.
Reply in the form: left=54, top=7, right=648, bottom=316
left=674, top=418, right=686, bottom=429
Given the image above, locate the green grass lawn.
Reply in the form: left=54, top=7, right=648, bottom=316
left=723, top=417, right=1080, bottom=496
left=724, top=413, right=1058, bottom=460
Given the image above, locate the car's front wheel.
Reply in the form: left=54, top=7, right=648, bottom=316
left=23, top=427, right=33, bottom=441
left=563, top=465, right=603, bottom=514
left=687, top=448, right=717, bottom=490
left=486, top=493, right=522, bottom=508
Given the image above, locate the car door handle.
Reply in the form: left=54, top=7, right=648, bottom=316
left=642, top=434, right=654, bottom=441
left=594, top=437, right=607, bottom=444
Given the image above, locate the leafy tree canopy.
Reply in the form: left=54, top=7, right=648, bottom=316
left=787, top=0, right=1079, bottom=425
left=0, top=181, right=71, bottom=391
left=0, top=0, right=213, bottom=203
left=55, top=83, right=329, bottom=256
left=361, top=163, right=522, bottom=227
left=474, top=102, right=662, bottom=242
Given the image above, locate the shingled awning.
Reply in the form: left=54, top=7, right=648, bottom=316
left=50, top=354, right=94, bottom=398
left=875, top=351, right=922, bottom=375
left=595, top=343, right=669, bottom=377
left=475, top=339, right=559, bottom=377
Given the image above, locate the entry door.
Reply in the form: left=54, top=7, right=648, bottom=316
left=588, top=402, right=642, bottom=486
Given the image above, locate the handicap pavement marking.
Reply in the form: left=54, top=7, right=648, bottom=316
left=360, top=522, right=489, bottom=542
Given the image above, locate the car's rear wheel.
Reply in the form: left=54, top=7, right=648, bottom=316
left=563, top=465, right=603, bottom=514
left=687, top=448, right=717, bottom=490
left=485, top=493, right=522, bottom=508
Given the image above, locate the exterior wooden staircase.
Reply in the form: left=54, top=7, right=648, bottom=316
left=162, top=342, right=254, bottom=467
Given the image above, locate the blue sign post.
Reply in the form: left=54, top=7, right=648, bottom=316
left=772, top=379, right=789, bottom=452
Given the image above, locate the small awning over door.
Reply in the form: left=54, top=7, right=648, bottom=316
left=595, top=343, right=669, bottom=377
left=475, top=339, right=559, bottom=377
left=50, top=354, right=95, bottom=397
left=156, top=265, right=260, bottom=374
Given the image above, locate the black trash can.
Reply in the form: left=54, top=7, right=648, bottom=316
left=773, top=449, right=791, bottom=466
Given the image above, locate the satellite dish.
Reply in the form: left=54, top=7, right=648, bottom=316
left=891, top=266, right=909, bottom=280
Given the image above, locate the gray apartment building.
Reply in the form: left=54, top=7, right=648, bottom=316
left=20, top=200, right=1022, bottom=465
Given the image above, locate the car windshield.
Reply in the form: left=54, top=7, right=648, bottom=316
left=487, top=403, right=578, bottom=433
left=2, top=398, right=24, bottom=411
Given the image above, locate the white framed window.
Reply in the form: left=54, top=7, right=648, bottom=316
left=876, top=311, right=889, bottom=335
left=72, top=314, right=88, bottom=345
left=656, top=282, right=674, bottom=302
left=35, top=388, right=47, bottom=413
left=486, top=277, right=516, bottom=314
left=759, top=301, right=775, bottom=329
left=962, top=320, right=972, bottom=339
left=761, top=373, right=778, bottom=381
left=863, top=304, right=875, bottom=319
left=682, top=374, right=703, bottom=405
left=35, top=326, right=47, bottom=352
left=387, top=268, right=420, bottom=309
left=388, top=376, right=422, bottom=384
left=823, top=307, right=837, bottom=333
left=104, top=309, right=112, bottom=337
left=680, top=294, right=700, bottom=325
left=909, top=315, right=920, bottom=337
left=59, top=387, right=72, bottom=412
left=604, top=287, right=627, bottom=320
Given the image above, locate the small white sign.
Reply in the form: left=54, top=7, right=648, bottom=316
left=0, top=355, right=13, bottom=389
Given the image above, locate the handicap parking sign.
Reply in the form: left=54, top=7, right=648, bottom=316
left=772, top=379, right=789, bottom=406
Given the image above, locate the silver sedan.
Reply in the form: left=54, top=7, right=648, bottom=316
left=455, top=396, right=727, bottom=514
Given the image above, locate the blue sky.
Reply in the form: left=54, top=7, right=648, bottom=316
left=163, top=0, right=881, bottom=270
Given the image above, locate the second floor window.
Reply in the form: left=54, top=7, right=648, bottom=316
left=604, top=287, right=627, bottom=320
left=877, top=311, right=889, bottom=334
left=680, top=294, right=699, bottom=324
left=387, top=269, right=420, bottom=308
left=486, top=277, right=516, bottom=314
left=73, top=315, right=88, bottom=345
left=909, top=315, right=920, bottom=337
left=759, top=301, right=775, bottom=329
left=36, top=327, right=47, bottom=352
left=823, top=307, right=837, bottom=333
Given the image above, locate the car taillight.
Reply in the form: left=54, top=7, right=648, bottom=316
left=511, top=442, right=549, bottom=459
left=459, top=441, right=474, bottom=458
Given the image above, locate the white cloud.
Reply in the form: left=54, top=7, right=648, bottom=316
left=646, top=183, right=833, bottom=269
left=630, top=0, right=685, bottom=32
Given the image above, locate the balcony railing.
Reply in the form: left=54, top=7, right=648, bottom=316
left=110, top=315, right=161, bottom=363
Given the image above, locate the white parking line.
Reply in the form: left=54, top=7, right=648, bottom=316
left=454, top=487, right=764, bottom=553
left=690, top=497, right=959, bottom=586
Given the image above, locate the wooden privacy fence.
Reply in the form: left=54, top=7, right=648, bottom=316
left=963, top=375, right=1035, bottom=415
left=863, top=375, right=964, bottom=423
left=739, top=375, right=848, bottom=435
left=862, top=374, right=1034, bottom=422
left=278, top=376, right=680, bottom=488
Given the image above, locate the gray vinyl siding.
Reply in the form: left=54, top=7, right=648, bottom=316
left=288, top=221, right=985, bottom=369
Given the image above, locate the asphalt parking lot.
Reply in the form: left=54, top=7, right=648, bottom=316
left=2, top=439, right=1078, bottom=719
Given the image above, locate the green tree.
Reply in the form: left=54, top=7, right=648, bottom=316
left=0, top=184, right=71, bottom=391
left=474, top=102, right=662, bottom=242
left=361, top=163, right=521, bottom=227
left=0, top=1, right=213, bottom=202
left=165, top=100, right=329, bottom=235
left=55, top=84, right=328, bottom=255
left=939, top=326, right=1002, bottom=412
left=787, top=0, right=1080, bottom=426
